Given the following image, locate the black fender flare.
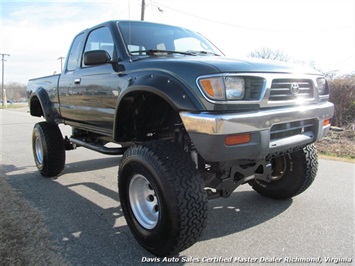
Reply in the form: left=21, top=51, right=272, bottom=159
left=29, top=88, right=60, bottom=124
left=113, top=71, right=204, bottom=141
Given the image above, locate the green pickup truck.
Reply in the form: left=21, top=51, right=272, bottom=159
left=27, top=20, right=334, bottom=256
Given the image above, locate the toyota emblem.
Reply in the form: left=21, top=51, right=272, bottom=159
left=290, top=82, right=300, bottom=95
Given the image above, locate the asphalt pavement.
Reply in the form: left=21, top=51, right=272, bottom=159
left=1, top=108, right=354, bottom=265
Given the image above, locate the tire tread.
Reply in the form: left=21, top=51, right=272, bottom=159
left=250, top=144, right=318, bottom=199
left=119, top=141, right=208, bottom=256
left=33, top=122, right=65, bottom=177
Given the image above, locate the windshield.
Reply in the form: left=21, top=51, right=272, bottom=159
left=117, top=21, right=224, bottom=57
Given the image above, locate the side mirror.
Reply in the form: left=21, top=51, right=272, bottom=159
left=84, top=50, right=111, bottom=65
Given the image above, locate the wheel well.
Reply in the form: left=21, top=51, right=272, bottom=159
left=114, top=92, right=181, bottom=142
left=30, top=96, right=44, bottom=117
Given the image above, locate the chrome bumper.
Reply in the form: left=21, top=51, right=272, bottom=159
left=180, top=102, right=334, bottom=162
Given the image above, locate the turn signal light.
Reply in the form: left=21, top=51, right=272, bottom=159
left=225, top=133, right=251, bottom=146
left=323, top=119, right=331, bottom=127
left=200, top=78, right=224, bottom=99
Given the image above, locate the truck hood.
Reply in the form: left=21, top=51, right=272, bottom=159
left=197, top=56, right=320, bottom=75
left=131, top=55, right=320, bottom=76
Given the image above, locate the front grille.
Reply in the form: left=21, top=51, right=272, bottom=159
left=269, top=79, right=313, bottom=101
left=244, top=77, right=265, bottom=100
left=270, top=119, right=315, bottom=141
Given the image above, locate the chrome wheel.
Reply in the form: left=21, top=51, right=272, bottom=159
left=34, top=136, right=44, bottom=165
left=119, top=141, right=208, bottom=256
left=129, top=174, right=159, bottom=229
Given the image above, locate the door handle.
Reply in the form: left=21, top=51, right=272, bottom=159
left=74, top=78, right=81, bottom=84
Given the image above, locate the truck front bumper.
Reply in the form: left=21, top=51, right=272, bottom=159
left=180, top=102, right=334, bottom=162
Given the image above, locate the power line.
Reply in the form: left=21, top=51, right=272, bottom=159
left=153, top=1, right=351, bottom=33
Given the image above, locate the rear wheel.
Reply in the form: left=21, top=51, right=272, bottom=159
left=32, top=122, right=65, bottom=177
left=118, top=141, right=208, bottom=256
left=250, top=144, right=318, bottom=199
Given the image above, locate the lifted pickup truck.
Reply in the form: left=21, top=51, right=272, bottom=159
left=28, top=20, right=334, bottom=256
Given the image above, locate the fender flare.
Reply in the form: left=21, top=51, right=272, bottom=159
left=29, top=88, right=60, bottom=124
left=113, top=71, right=204, bottom=141
left=118, top=71, right=203, bottom=111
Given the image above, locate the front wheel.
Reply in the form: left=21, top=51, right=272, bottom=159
left=118, top=141, right=208, bottom=256
left=32, top=122, right=65, bottom=177
left=250, top=144, right=318, bottom=200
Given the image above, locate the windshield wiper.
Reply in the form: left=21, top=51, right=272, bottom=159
left=130, top=49, right=196, bottom=56
left=185, top=50, right=221, bottom=56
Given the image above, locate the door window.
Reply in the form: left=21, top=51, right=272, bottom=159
left=67, top=33, right=84, bottom=71
left=83, top=27, right=115, bottom=66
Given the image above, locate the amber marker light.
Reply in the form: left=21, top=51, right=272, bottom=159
left=200, top=79, right=215, bottom=97
left=199, top=77, right=225, bottom=100
left=225, top=133, right=251, bottom=146
left=323, top=119, right=331, bottom=127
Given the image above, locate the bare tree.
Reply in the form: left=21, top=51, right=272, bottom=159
left=3, top=82, right=27, bottom=100
left=328, top=74, right=355, bottom=127
left=248, top=47, right=291, bottom=62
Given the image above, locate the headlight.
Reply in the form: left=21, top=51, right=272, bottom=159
left=316, top=77, right=328, bottom=95
left=198, top=76, right=245, bottom=101
left=225, top=77, right=245, bottom=100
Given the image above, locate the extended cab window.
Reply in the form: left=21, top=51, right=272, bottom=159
left=67, top=33, right=84, bottom=71
left=83, top=27, right=114, bottom=66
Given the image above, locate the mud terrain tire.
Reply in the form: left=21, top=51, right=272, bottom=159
left=118, top=141, right=208, bottom=256
left=32, top=122, right=65, bottom=177
left=250, top=144, right=318, bottom=200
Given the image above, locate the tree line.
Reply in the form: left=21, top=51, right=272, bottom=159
left=1, top=82, right=27, bottom=101
left=328, top=74, right=355, bottom=128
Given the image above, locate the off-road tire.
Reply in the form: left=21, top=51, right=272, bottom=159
left=32, top=122, right=65, bottom=177
left=250, top=144, right=318, bottom=200
left=118, top=141, right=208, bottom=256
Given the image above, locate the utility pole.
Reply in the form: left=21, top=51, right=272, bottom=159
left=1, top=53, right=10, bottom=108
left=141, top=0, right=145, bottom=21
left=140, top=1, right=163, bottom=21
left=57, top=56, right=65, bottom=73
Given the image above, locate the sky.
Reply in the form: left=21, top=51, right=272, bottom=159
left=1, top=0, right=354, bottom=85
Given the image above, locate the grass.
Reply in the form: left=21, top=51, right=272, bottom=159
left=0, top=177, right=67, bottom=266
left=318, top=154, right=355, bottom=163
left=316, top=128, right=355, bottom=163
left=0, top=103, right=28, bottom=109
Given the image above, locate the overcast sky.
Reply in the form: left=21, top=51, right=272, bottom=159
left=1, top=0, right=354, bottom=84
